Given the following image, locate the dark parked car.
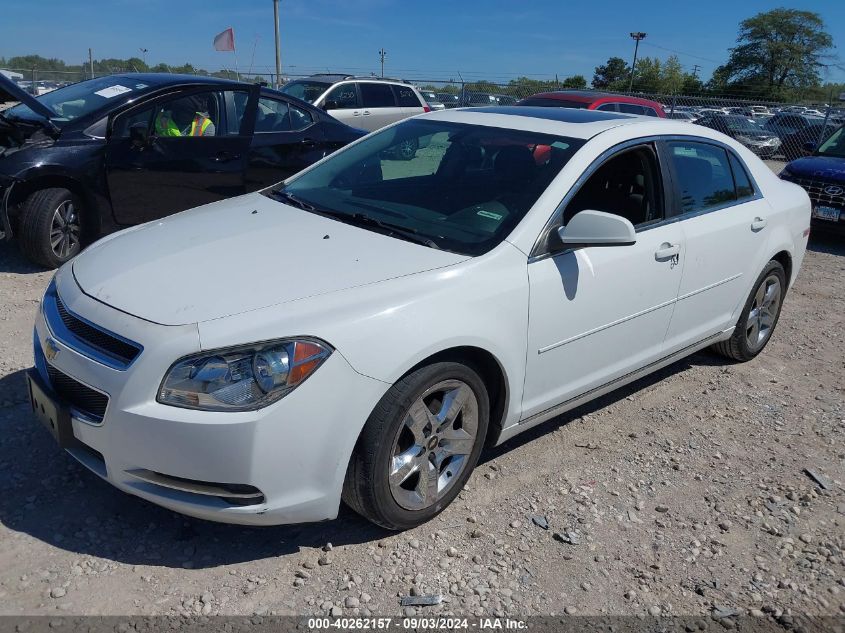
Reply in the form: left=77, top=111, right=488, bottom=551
left=780, top=124, right=845, bottom=235
left=516, top=90, right=666, bottom=117
left=435, top=92, right=460, bottom=108
left=0, top=73, right=365, bottom=267
left=780, top=121, right=838, bottom=161
left=695, top=114, right=781, bottom=158
left=762, top=112, right=824, bottom=149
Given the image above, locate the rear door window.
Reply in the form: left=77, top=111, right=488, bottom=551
left=392, top=85, right=422, bottom=108
left=360, top=83, right=396, bottom=108
left=728, top=153, right=755, bottom=200
left=666, top=141, right=738, bottom=214
left=595, top=103, right=618, bottom=112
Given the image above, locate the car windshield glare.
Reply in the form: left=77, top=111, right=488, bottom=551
left=6, top=76, right=149, bottom=125
left=268, top=119, right=584, bottom=256
left=280, top=80, right=330, bottom=104
left=816, top=126, right=845, bottom=158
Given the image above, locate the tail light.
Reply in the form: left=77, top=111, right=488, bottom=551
left=423, top=105, right=431, bottom=113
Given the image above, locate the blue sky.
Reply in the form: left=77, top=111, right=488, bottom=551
left=3, top=0, right=844, bottom=83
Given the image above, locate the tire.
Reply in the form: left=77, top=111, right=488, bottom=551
left=342, top=361, right=489, bottom=530
left=18, top=188, right=83, bottom=268
left=711, top=260, right=786, bottom=362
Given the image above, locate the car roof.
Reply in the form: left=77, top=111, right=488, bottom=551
left=108, top=73, right=244, bottom=87
left=527, top=90, right=664, bottom=109
left=423, top=106, right=662, bottom=139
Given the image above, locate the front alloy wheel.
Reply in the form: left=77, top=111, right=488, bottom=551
left=343, top=362, right=489, bottom=530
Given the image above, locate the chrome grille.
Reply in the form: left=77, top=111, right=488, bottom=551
left=55, top=295, right=141, bottom=364
left=46, top=364, right=108, bottom=421
left=783, top=175, right=845, bottom=208
left=42, top=279, right=142, bottom=370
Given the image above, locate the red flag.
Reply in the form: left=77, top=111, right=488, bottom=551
left=213, top=28, right=235, bottom=52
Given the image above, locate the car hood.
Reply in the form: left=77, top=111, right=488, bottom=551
left=71, top=192, right=469, bottom=326
left=0, top=73, right=55, bottom=121
left=784, top=155, right=845, bottom=182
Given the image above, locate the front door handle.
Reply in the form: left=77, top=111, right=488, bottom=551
left=654, top=242, right=680, bottom=261
left=751, top=217, right=767, bottom=231
left=352, top=110, right=362, bottom=117
left=362, top=110, right=371, bottom=116
left=211, top=151, right=241, bottom=163
left=300, top=138, right=316, bottom=147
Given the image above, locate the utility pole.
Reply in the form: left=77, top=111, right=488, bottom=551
left=379, top=48, right=386, bottom=78
left=273, top=0, right=282, bottom=88
left=691, top=64, right=701, bottom=79
left=140, top=48, right=148, bottom=69
left=628, top=32, right=646, bottom=92
left=88, top=48, right=94, bottom=79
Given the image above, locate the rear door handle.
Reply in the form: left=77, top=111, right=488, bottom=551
left=362, top=110, right=371, bottom=116
left=352, top=110, right=362, bottom=117
left=300, top=138, right=316, bottom=147
left=654, top=243, right=680, bottom=261
left=751, top=217, right=767, bottom=231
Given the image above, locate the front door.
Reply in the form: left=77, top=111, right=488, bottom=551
left=105, top=87, right=253, bottom=225
left=522, top=143, right=684, bottom=418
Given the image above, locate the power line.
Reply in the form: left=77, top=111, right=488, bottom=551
left=640, top=41, right=722, bottom=65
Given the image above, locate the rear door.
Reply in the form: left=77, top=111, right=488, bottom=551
left=661, top=139, right=769, bottom=353
left=358, top=82, right=402, bottom=130
left=392, top=84, right=426, bottom=118
left=105, top=86, right=254, bottom=225
left=245, top=94, right=327, bottom=190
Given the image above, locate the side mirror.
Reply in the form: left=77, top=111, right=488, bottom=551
left=129, top=122, right=150, bottom=147
left=555, top=210, right=637, bottom=251
left=802, top=141, right=816, bottom=154
left=322, top=99, right=340, bottom=111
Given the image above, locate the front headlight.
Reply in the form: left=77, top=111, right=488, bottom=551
left=157, top=338, right=332, bottom=411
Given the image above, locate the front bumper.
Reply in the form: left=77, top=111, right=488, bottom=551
left=31, top=267, right=390, bottom=525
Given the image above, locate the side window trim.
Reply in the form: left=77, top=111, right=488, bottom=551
left=530, top=139, right=669, bottom=260
left=660, top=138, right=763, bottom=222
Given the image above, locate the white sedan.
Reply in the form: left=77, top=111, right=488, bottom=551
left=29, top=106, right=810, bottom=530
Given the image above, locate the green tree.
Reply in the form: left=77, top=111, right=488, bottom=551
left=592, top=56, right=630, bottom=89
left=714, top=8, right=834, bottom=98
left=660, top=55, right=684, bottom=94
left=561, top=74, right=587, bottom=89
left=632, top=57, right=662, bottom=92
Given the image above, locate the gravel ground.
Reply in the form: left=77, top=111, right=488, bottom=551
left=0, top=175, right=842, bottom=623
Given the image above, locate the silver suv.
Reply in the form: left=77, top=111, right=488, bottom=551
left=280, top=75, right=429, bottom=132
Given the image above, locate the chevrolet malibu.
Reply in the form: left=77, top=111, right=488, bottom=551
left=29, top=107, right=810, bottom=530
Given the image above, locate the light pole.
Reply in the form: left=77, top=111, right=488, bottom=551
left=379, top=48, right=386, bottom=78
left=273, top=0, right=282, bottom=88
left=139, top=48, right=148, bottom=69
left=628, top=32, right=646, bottom=92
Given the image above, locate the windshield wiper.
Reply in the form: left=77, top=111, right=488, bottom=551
left=269, top=190, right=441, bottom=249
left=345, top=213, right=441, bottom=249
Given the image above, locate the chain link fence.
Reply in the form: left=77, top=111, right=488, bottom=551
left=3, top=67, right=843, bottom=161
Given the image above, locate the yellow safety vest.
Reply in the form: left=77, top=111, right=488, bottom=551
left=155, top=112, right=182, bottom=137
left=189, top=113, right=212, bottom=136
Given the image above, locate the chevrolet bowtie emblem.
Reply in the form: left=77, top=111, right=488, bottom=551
left=44, top=337, right=60, bottom=362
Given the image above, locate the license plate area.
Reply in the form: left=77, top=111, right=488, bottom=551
left=812, top=205, right=841, bottom=222
left=27, top=370, right=75, bottom=448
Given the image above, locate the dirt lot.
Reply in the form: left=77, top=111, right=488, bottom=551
left=0, top=184, right=842, bottom=623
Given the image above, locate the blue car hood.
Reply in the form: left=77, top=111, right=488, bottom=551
left=784, top=155, right=845, bottom=183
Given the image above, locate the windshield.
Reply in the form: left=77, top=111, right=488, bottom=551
left=280, top=80, right=330, bottom=103
left=267, top=118, right=584, bottom=256
left=817, top=126, right=845, bottom=158
left=723, top=116, right=764, bottom=132
left=5, top=76, right=150, bottom=126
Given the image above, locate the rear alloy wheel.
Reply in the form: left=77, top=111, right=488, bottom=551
left=712, top=260, right=786, bottom=361
left=18, top=188, right=83, bottom=268
left=343, top=362, right=489, bottom=530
